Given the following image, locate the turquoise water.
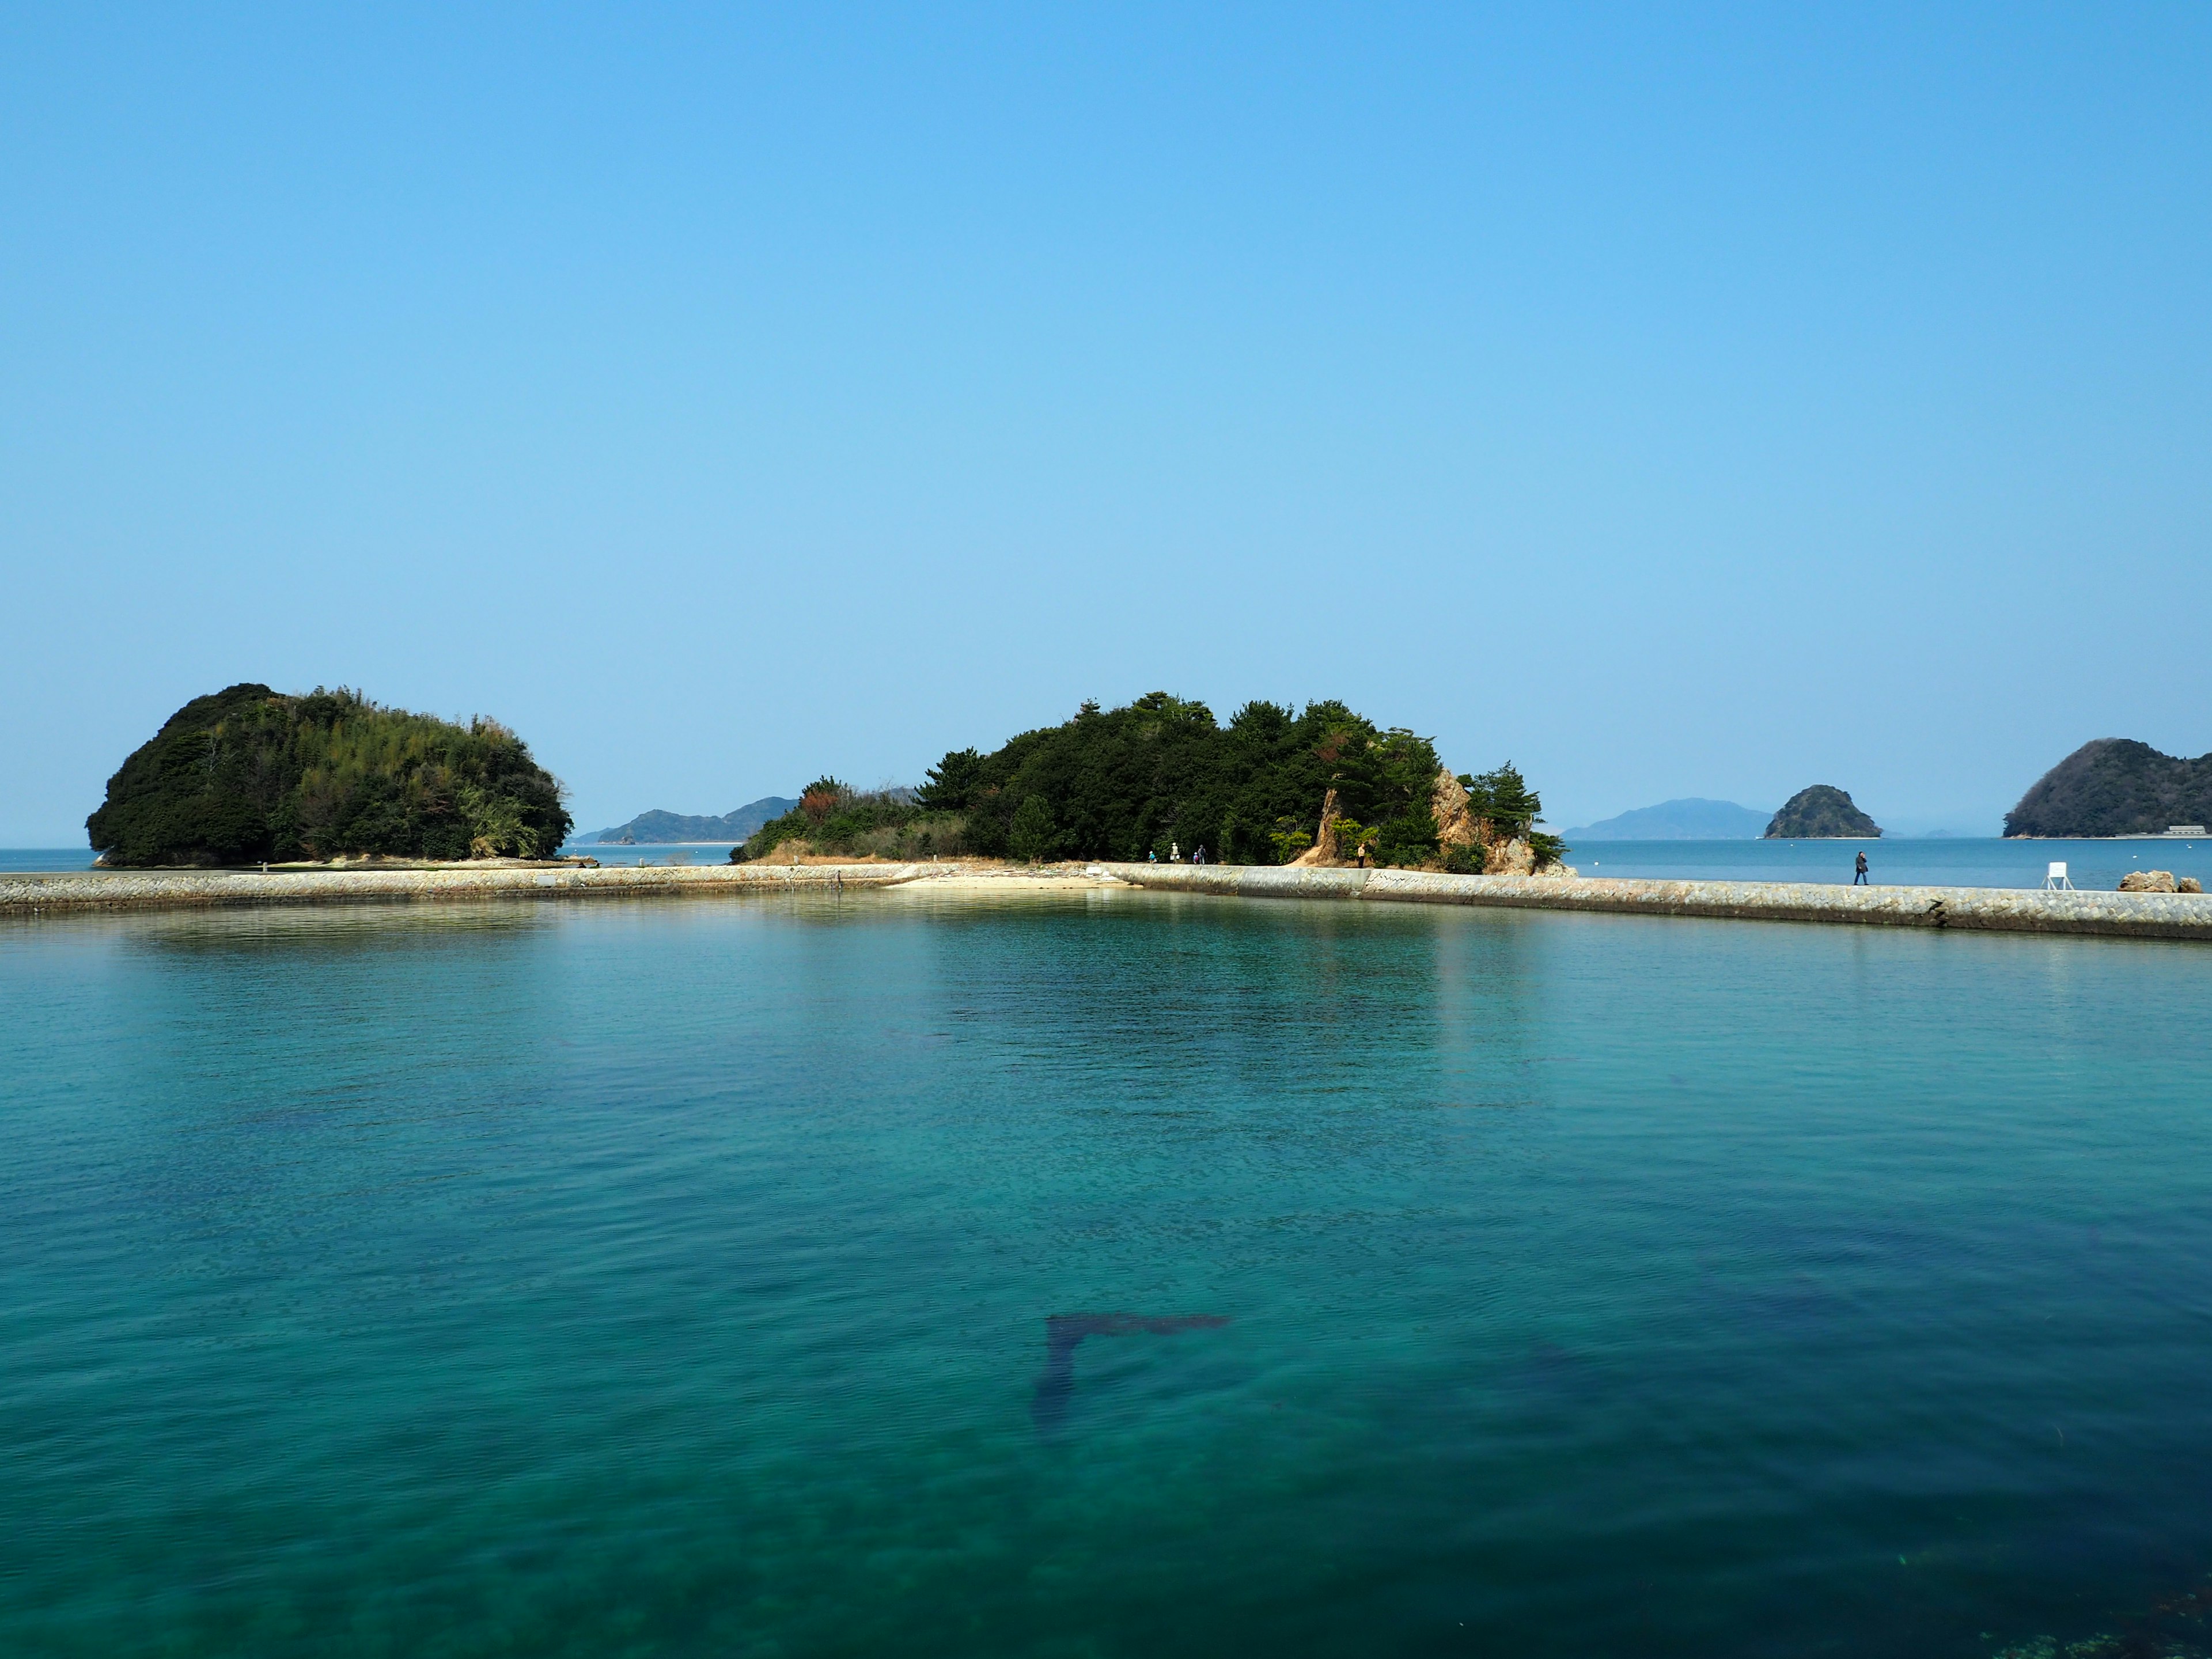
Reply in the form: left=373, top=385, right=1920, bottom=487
left=0, top=849, right=100, bottom=872
left=1570, top=836, right=2212, bottom=890
left=7, top=891, right=2212, bottom=1657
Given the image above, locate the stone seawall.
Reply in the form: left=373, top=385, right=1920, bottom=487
left=1097, top=864, right=2212, bottom=942
left=0, top=862, right=924, bottom=918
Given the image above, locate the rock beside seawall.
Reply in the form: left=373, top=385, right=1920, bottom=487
left=1097, top=864, right=2212, bottom=942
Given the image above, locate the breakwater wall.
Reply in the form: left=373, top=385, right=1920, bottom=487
left=0, top=862, right=923, bottom=918
left=1098, top=864, right=2212, bottom=943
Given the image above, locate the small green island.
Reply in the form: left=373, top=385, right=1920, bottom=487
left=1764, top=786, right=1882, bottom=839
left=86, top=684, right=572, bottom=867
left=734, top=692, right=1567, bottom=873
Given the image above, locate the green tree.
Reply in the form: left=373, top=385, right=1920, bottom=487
left=1458, top=762, right=1566, bottom=868
left=1009, top=794, right=1058, bottom=862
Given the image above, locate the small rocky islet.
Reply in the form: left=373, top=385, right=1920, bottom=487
left=1763, top=785, right=1881, bottom=839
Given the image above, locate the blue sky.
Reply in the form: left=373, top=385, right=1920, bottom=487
left=4, top=4, right=2207, bottom=841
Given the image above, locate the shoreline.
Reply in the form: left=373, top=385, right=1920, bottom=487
left=5, top=859, right=2210, bottom=942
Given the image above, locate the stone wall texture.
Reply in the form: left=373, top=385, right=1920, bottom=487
left=10, top=860, right=2212, bottom=944
left=0, top=862, right=923, bottom=917
left=1097, top=864, right=2212, bottom=942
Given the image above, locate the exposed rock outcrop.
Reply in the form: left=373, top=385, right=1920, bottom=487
left=1289, top=767, right=1574, bottom=873
left=2119, top=870, right=2179, bottom=893
left=1431, top=769, right=1482, bottom=854
left=1484, top=837, right=1536, bottom=876
left=1427, top=767, right=1569, bottom=873
left=1289, top=787, right=1343, bottom=867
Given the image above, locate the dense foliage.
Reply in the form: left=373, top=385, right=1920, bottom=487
left=2005, top=739, right=2212, bottom=838
left=1457, top=763, right=1568, bottom=872
left=87, top=683, right=572, bottom=866
left=737, top=778, right=955, bottom=863
left=1763, top=785, right=1882, bottom=840
left=738, top=692, right=1508, bottom=867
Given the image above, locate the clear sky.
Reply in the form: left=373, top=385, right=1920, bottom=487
left=5, top=4, right=2207, bottom=842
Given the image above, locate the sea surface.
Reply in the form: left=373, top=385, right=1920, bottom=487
left=1568, top=836, right=2211, bottom=891
left=7, top=891, right=2212, bottom=1657
left=567, top=841, right=742, bottom=866
left=0, top=847, right=102, bottom=872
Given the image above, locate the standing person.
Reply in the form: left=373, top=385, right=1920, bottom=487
left=1853, top=850, right=1869, bottom=885
left=1194, top=844, right=1206, bottom=866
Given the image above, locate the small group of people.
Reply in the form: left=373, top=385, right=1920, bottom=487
left=1149, top=843, right=1211, bottom=865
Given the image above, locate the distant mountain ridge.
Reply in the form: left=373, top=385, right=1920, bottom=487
left=2006, top=740, right=2212, bottom=838
left=1564, top=798, right=1771, bottom=839
left=581, top=797, right=799, bottom=844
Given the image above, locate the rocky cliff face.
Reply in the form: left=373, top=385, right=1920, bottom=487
left=1765, top=786, right=1881, bottom=839
left=1431, top=768, right=1570, bottom=873
left=1430, top=770, right=1480, bottom=855
left=1286, top=767, right=1575, bottom=873
left=2006, top=740, right=2212, bottom=838
left=1288, top=787, right=1344, bottom=867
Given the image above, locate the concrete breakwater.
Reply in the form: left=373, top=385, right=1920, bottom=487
left=10, top=859, right=2210, bottom=942
left=0, top=861, right=926, bottom=917
left=1099, top=863, right=2212, bottom=942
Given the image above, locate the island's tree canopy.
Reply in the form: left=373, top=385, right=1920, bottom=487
left=88, top=683, right=571, bottom=866
left=2005, top=739, right=2212, bottom=838
left=740, top=692, right=1462, bottom=866
left=1763, top=785, right=1881, bottom=840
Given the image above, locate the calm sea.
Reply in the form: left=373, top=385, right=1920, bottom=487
left=6, top=892, right=2212, bottom=1658
left=1567, top=836, right=2212, bottom=891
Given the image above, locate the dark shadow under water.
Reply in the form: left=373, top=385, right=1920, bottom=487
left=1031, top=1313, right=1231, bottom=1434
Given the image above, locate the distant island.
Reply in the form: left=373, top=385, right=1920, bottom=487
left=2005, top=739, right=2212, bottom=838
left=736, top=692, right=1568, bottom=873
left=582, top=798, right=799, bottom=844
left=1566, top=798, right=1772, bottom=839
left=86, top=684, right=571, bottom=867
left=1765, top=786, right=1881, bottom=839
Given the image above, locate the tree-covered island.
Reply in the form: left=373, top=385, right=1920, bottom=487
left=87, top=684, right=572, bottom=866
left=736, top=692, right=1566, bottom=872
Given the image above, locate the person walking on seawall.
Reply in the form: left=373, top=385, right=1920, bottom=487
left=1853, top=850, right=1869, bottom=885
left=1194, top=844, right=1207, bottom=866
